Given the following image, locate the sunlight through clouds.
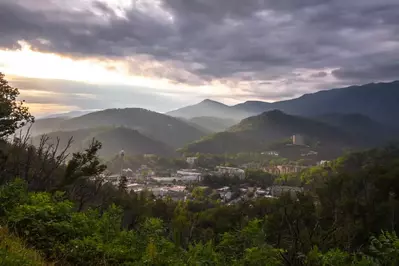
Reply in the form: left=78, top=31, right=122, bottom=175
left=0, top=0, right=398, bottom=114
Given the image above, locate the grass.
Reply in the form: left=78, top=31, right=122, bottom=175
left=0, top=226, right=50, bottom=266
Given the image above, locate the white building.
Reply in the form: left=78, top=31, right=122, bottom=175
left=216, top=166, right=245, bottom=180
left=318, top=160, right=330, bottom=166
left=152, top=175, right=201, bottom=184
left=292, top=134, right=305, bottom=146
left=301, top=150, right=318, bottom=156
left=177, top=169, right=203, bottom=182
left=262, top=151, right=280, bottom=156
left=186, top=157, right=198, bottom=166
left=122, top=168, right=133, bottom=177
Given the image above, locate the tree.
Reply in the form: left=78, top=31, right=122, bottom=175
left=0, top=72, right=34, bottom=138
left=63, top=139, right=107, bottom=211
left=118, top=175, right=128, bottom=191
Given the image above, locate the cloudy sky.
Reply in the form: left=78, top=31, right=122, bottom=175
left=0, top=0, right=398, bottom=116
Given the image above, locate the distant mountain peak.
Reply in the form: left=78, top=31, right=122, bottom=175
left=200, top=99, right=225, bottom=105
left=167, top=98, right=251, bottom=120
left=244, top=100, right=271, bottom=104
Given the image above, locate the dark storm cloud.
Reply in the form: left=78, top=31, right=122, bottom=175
left=1, top=0, right=399, bottom=101
left=332, top=62, right=399, bottom=82
left=311, top=72, right=328, bottom=78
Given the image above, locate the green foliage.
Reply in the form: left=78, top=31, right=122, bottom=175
left=184, top=110, right=356, bottom=154
left=64, top=139, right=106, bottom=186
left=0, top=72, right=34, bottom=138
left=0, top=227, right=47, bottom=266
left=53, top=107, right=207, bottom=149
left=0, top=178, right=28, bottom=218
left=2, top=88, right=399, bottom=266
left=35, top=127, right=175, bottom=159
left=365, top=231, right=399, bottom=265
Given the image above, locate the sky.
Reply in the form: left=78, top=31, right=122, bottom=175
left=0, top=0, right=398, bottom=116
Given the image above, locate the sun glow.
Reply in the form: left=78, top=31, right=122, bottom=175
left=0, top=41, right=163, bottom=87
left=0, top=41, right=211, bottom=95
left=0, top=41, right=235, bottom=95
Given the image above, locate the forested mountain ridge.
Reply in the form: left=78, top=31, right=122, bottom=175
left=170, top=80, right=399, bottom=127
left=240, top=80, right=399, bottom=127
left=183, top=110, right=357, bottom=154
left=167, top=99, right=253, bottom=120
left=30, top=108, right=207, bottom=149
left=33, top=127, right=175, bottom=158
left=315, top=113, right=399, bottom=146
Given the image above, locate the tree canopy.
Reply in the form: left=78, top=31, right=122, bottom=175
left=0, top=72, right=34, bottom=138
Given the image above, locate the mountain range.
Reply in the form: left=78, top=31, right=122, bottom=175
left=27, top=108, right=207, bottom=149
left=34, top=127, right=175, bottom=158
left=167, top=99, right=251, bottom=120
left=168, top=80, right=399, bottom=128
left=181, top=110, right=359, bottom=155
left=26, top=79, right=399, bottom=158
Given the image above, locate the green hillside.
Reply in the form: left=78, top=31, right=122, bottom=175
left=183, top=110, right=357, bottom=154
left=167, top=99, right=252, bottom=119
left=34, top=127, right=175, bottom=158
left=50, top=108, right=207, bottom=148
left=315, top=113, right=399, bottom=146
left=234, top=80, right=399, bottom=127
left=189, top=116, right=238, bottom=132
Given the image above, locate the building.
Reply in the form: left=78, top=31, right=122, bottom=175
left=262, top=151, right=280, bottom=156
left=292, top=134, right=305, bottom=146
left=216, top=166, right=245, bottom=180
left=131, top=185, right=187, bottom=201
left=318, top=160, right=330, bottom=166
left=264, top=165, right=308, bottom=175
left=106, top=174, right=121, bottom=185
left=152, top=175, right=201, bottom=184
left=301, top=151, right=318, bottom=156
left=186, top=157, right=198, bottom=167
left=122, top=168, right=133, bottom=177
left=177, top=169, right=203, bottom=182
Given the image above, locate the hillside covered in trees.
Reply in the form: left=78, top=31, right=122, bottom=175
left=25, top=108, right=207, bottom=150
left=33, top=127, right=176, bottom=158
left=2, top=73, right=399, bottom=265
left=183, top=110, right=359, bottom=154
left=172, top=81, right=399, bottom=128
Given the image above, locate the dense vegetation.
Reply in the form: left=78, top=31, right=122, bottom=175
left=167, top=99, right=252, bottom=120
left=3, top=143, right=399, bottom=265
left=58, top=108, right=207, bottom=148
left=33, top=127, right=176, bottom=158
left=183, top=110, right=358, bottom=154
left=315, top=113, right=399, bottom=146
left=2, top=72, right=399, bottom=265
left=227, top=80, right=399, bottom=128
